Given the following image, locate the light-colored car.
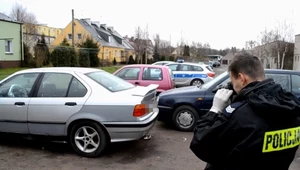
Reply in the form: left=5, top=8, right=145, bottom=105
left=198, top=62, right=214, bottom=72
left=0, top=67, right=159, bottom=157
left=165, top=62, right=215, bottom=87
left=152, top=61, right=175, bottom=65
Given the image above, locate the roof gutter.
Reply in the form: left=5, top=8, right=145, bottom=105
left=0, top=19, right=23, bottom=24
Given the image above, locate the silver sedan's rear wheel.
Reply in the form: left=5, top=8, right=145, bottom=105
left=70, top=121, right=108, bottom=157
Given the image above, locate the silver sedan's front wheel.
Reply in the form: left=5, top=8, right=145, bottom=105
left=70, top=121, right=108, bottom=157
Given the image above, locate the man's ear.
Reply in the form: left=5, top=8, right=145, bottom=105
left=238, top=73, right=247, bottom=86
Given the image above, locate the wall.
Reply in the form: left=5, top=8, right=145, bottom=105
left=0, top=20, right=22, bottom=68
left=51, top=19, right=129, bottom=64
left=37, top=25, right=62, bottom=38
left=294, top=35, right=300, bottom=71
left=250, top=43, right=277, bottom=69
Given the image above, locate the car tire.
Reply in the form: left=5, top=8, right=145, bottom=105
left=172, top=105, right=199, bottom=132
left=190, top=79, right=203, bottom=86
left=69, top=121, right=108, bottom=158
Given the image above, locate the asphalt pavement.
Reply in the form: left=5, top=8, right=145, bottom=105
left=0, top=65, right=299, bottom=170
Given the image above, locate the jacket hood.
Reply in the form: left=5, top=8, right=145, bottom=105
left=236, top=78, right=300, bottom=121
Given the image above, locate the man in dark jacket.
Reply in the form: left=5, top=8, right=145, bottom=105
left=190, top=53, right=300, bottom=170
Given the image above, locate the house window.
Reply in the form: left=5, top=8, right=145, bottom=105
left=68, top=34, right=72, bottom=40
left=108, top=36, right=111, bottom=42
left=78, top=34, right=82, bottom=39
left=5, top=40, right=13, bottom=53
left=115, top=50, right=118, bottom=57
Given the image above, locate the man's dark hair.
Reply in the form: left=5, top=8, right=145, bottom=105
left=228, top=52, right=265, bottom=80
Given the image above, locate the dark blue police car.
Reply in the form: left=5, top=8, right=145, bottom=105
left=157, top=69, right=300, bottom=132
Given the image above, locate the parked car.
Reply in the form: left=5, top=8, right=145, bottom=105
left=165, top=62, right=215, bottom=87
left=177, top=59, right=184, bottom=63
left=198, top=62, right=214, bottom=72
left=209, top=60, right=220, bottom=67
left=152, top=61, right=175, bottom=65
left=0, top=67, right=159, bottom=157
left=157, top=69, right=300, bottom=132
left=114, top=64, right=175, bottom=95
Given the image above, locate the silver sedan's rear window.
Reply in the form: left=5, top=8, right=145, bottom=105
left=86, top=71, right=135, bottom=92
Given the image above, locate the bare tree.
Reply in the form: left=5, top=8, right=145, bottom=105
left=134, top=26, right=145, bottom=64
left=10, top=2, right=38, bottom=47
left=153, top=34, right=160, bottom=51
left=159, top=40, right=171, bottom=56
left=179, top=31, right=185, bottom=56
left=190, top=41, right=199, bottom=57
left=153, top=34, right=160, bottom=61
left=245, top=40, right=257, bottom=50
left=144, top=25, right=149, bottom=64
left=256, top=19, right=294, bottom=69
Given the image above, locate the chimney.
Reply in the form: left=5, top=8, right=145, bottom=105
left=108, top=26, right=114, bottom=32
left=92, top=21, right=100, bottom=28
left=82, top=18, right=91, bottom=25
left=100, top=24, right=107, bottom=30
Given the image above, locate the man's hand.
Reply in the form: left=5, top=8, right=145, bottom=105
left=210, top=89, right=233, bottom=113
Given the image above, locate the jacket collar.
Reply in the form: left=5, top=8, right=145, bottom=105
left=233, top=78, right=274, bottom=102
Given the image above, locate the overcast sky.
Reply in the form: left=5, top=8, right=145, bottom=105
left=1, top=0, right=299, bottom=49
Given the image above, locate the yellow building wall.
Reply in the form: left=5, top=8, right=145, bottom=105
left=23, top=25, right=62, bottom=38
left=51, top=19, right=131, bottom=64
left=51, top=19, right=92, bottom=47
left=103, top=47, right=126, bottom=63
left=37, top=25, right=62, bottom=38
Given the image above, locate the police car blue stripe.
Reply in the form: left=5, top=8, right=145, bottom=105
left=174, top=73, right=208, bottom=78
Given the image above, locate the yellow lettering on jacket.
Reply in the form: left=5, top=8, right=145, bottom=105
left=262, top=126, right=300, bottom=153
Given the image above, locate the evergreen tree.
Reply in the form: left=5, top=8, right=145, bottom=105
left=77, top=36, right=100, bottom=67
left=78, top=49, right=90, bottom=67
left=34, top=34, right=50, bottom=67
left=113, top=57, right=117, bottom=65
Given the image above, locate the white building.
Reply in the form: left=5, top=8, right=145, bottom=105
left=293, top=34, right=300, bottom=71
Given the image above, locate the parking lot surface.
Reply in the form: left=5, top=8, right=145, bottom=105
left=0, top=122, right=299, bottom=170
left=0, top=66, right=299, bottom=170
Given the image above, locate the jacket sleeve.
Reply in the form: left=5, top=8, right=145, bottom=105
left=189, top=110, right=243, bottom=165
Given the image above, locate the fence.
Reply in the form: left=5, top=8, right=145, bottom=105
left=24, top=45, right=131, bottom=68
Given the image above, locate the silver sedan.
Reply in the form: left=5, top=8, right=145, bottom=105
left=0, top=67, right=159, bottom=157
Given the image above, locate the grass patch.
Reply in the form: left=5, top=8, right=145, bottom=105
left=99, top=65, right=121, bottom=73
left=0, top=66, right=123, bottom=80
left=0, top=67, right=27, bottom=80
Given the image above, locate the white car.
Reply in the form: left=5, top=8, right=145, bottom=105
left=165, top=62, right=215, bottom=87
left=152, top=61, right=175, bottom=65
left=198, top=62, right=214, bottom=72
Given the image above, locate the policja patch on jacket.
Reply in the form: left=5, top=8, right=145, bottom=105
left=262, top=126, right=300, bottom=153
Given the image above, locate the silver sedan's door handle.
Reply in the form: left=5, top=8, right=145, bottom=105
left=65, top=102, right=77, bottom=106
